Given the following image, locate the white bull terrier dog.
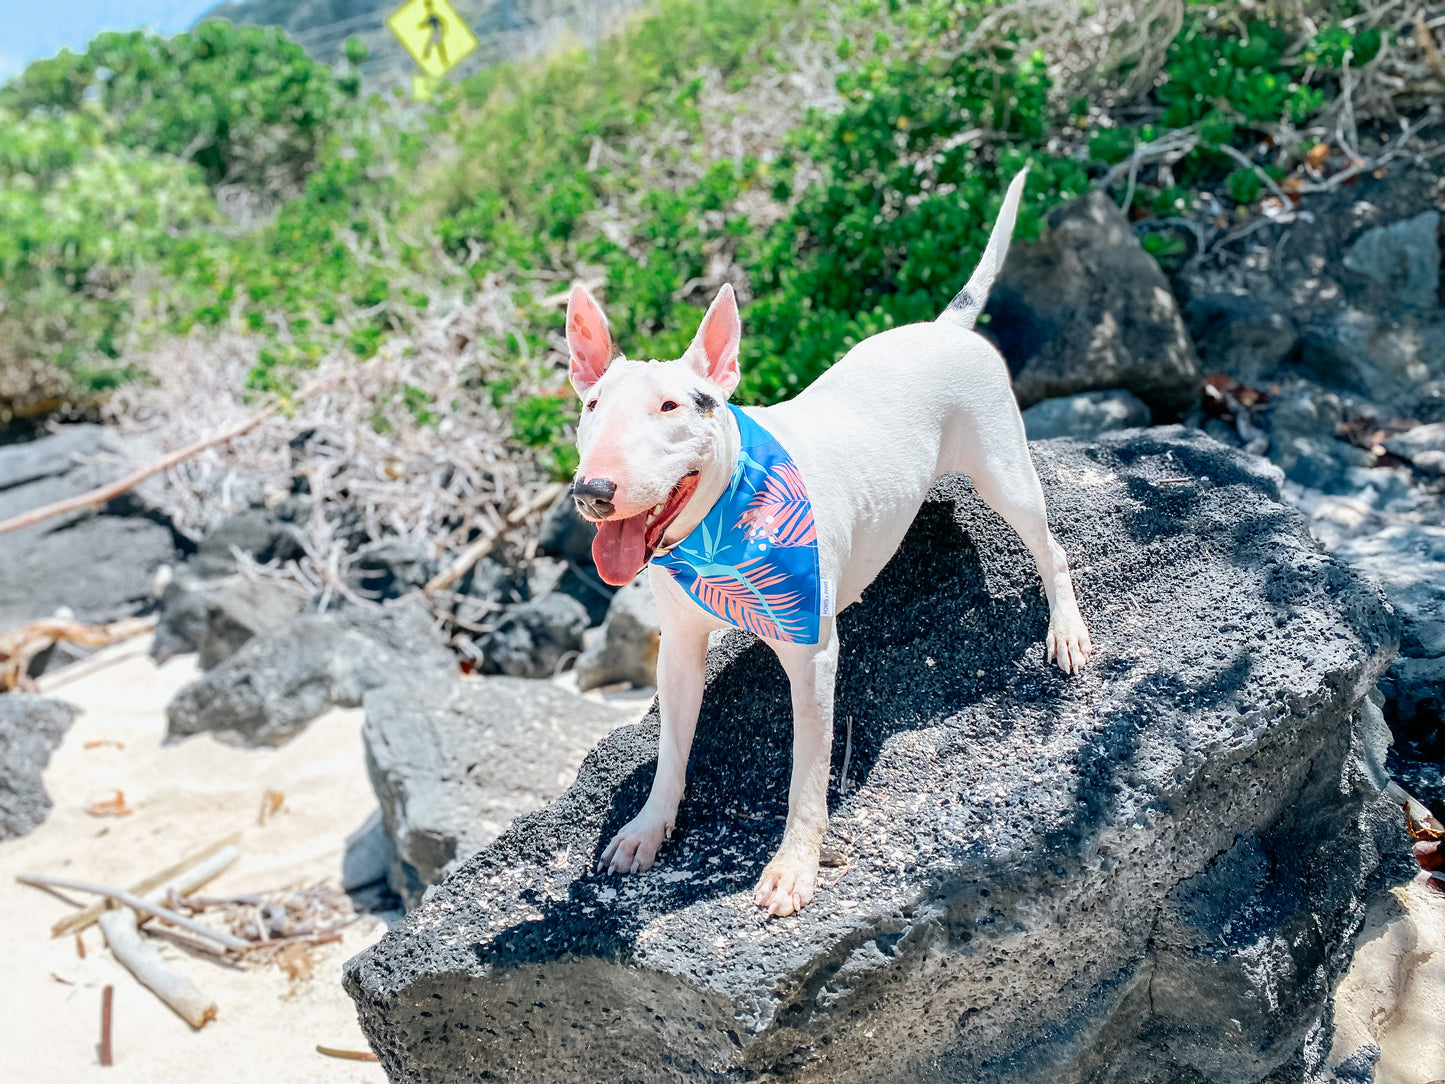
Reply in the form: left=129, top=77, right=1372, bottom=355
left=566, top=168, right=1092, bottom=917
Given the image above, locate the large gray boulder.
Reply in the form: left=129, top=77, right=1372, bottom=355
left=190, top=506, right=305, bottom=579
left=575, top=575, right=660, bottom=691
left=1300, top=310, right=1445, bottom=413
left=1183, top=292, right=1300, bottom=387
left=1333, top=525, right=1444, bottom=800
left=0, top=696, right=79, bottom=840
left=1021, top=389, right=1151, bottom=442
left=475, top=593, right=590, bottom=678
left=1341, top=210, right=1440, bottom=310
left=345, top=430, right=1402, bottom=1084
left=151, top=576, right=305, bottom=667
left=984, top=192, right=1201, bottom=419
left=1176, top=165, right=1445, bottom=417
left=165, top=600, right=453, bottom=747
left=363, top=677, right=628, bottom=908
left=0, top=426, right=177, bottom=632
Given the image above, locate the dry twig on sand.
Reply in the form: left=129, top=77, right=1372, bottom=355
left=100, top=984, right=114, bottom=1066
left=53, top=832, right=242, bottom=939
left=317, top=1046, right=380, bottom=1062
left=18, top=873, right=252, bottom=952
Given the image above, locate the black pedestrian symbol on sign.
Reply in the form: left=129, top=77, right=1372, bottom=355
left=418, top=0, right=448, bottom=67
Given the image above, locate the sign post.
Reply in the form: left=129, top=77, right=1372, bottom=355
left=387, top=0, right=479, bottom=97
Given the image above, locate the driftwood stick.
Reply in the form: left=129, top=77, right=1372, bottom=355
left=19, top=874, right=251, bottom=951
left=424, top=530, right=498, bottom=595
left=424, top=481, right=569, bottom=596
left=52, top=832, right=242, bottom=938
left=100, top=984, right=114, bottom=1067
left=0, top=414, right=267, bottom=538
left=2, top=615, right=156, bottom=693
left=506, top=480, right=568, bottom=525
left=99, top=909, right=218, bottom=1030
left=142, top=846, right=239, bottom=926
left=316, top=1046, right=380, bottom=1062
left=1418, top=12, right=1445, bottom=85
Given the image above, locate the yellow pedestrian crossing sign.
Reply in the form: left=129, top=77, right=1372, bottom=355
left=387, top=0, right=478, bottom=79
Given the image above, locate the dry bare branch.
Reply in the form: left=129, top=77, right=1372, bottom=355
left=18, top=873, right=252, bottom=951
left=49, top=832, right=244, bottom=939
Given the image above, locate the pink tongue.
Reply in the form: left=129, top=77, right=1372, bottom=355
left=593, top=514, right=649, bottom=586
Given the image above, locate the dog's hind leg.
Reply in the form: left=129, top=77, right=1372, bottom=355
left=754, top=625, right=840, bottom=916
left=950, top=412, right=1093, bottom=673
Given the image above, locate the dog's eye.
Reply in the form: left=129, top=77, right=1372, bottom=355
left=586, top=399, right=598, bottom=412
left=660, top=400, right=678, bottom=412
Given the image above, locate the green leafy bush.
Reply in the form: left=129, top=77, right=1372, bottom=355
left=1, top=21, right=359, bottom=190
left=0, top=111, right=218, bottom=388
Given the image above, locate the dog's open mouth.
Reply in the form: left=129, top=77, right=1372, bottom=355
left=592, top=472, right=701, bottom=586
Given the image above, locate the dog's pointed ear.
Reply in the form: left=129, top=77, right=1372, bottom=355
left=685, top=284, right=741, bottom=396
left=567, top=286, right=619, bottom=398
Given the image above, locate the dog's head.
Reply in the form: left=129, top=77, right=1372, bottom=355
left=566, top=283, right=741, bottom=586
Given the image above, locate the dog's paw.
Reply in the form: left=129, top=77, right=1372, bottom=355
left=754, top=848, right=820, bottom=917
left=1047, top=613, right=1093, bottom=675
left=600, top=810, right=672, bottom=875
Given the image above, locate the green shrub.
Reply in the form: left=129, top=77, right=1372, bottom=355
left=1, top=21, right=359, bottom=190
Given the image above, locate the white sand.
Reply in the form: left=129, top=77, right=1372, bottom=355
left=1330, top=875, right=1445, bottom=1083
left=0, top=638, right=388, bottom=1083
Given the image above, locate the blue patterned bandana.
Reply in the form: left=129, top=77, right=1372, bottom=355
left=653, top=405, right=824, bottom=645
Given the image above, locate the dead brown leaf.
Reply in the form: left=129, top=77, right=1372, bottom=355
left=1414, top=840, right=1444, bottom=872
left=276, top=942, right=315, bottom=994
left=1405, top=799, right=1445, bottom=843
left=257, top=789, right=285, bottom=826
left=86, top=790, right=133, bottom=818
left=83, top=740, right=125, bottom=751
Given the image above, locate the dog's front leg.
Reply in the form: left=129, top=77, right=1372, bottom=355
left=600, top=621, right=708, bottom=874
left=754, top=627, right=839, bottom=917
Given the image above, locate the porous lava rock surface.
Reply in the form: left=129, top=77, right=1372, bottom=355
left=363, top=675, right=628, bottom=908
left=345, top=429, right=1402, bottom=1084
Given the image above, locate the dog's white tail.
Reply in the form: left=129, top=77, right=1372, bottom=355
left=937, top=167, right=1029, bottom=331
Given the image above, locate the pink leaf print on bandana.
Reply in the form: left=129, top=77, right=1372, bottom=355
left=735, top=461, right=816, bottom=548
left=690, top=556, right=809, bottom=641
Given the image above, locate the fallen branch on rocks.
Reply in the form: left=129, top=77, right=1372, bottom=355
left=0, top=413, right=267, bottom=539
left=99, top=907, right=218, bottom=1030
left=425, top=480, right=569, bottom=596
left=0, top=616, right=156, bottom=693
left=53, top=831, right=243, bottom=938
left=1416, top=11, right=1445, bottom=85
left=424, top=530, right=499, bottom=596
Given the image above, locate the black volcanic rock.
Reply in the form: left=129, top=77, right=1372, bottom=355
left=0, top=696, right=79, bottom=840
left=345, top=429, right=1402, bottom=1083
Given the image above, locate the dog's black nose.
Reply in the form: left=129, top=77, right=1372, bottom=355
left=572, top=477, right=617, bottom=520
left=572, top=477, right=617, bottom=501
